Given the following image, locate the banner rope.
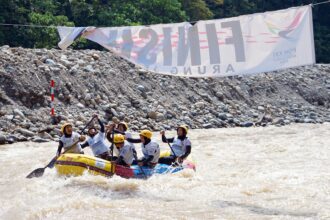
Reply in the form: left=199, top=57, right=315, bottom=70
left=0, top=1, right=329, bottom=29
left=312, top=0, right=330, bottom=6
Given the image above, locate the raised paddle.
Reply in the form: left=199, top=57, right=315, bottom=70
left=26, top=116, right=96, bottom=179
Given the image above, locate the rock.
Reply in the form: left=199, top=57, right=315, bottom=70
left=202, top=123, right=213, bottom=129
left=309, top=112, right=317, bottom=120
left=0, top=110, right=6, bottom=117
left=85, top=93, right=92, bottom=101
left=218, top=113, right=227, bottom=120
left=45, top=59, right=56, bottom=65
left=109, top=103, right=117, bottom=108
left=29, top=127, right=39, bottom=133
left=111, top=108, right=118, bottom=117
left=257, top=106, right=265, bottom=111
left=20, top=122, right=31, bottom=129
left=5, top=115, right=14, bottom=120
left=77, top=103, right=85, bottom=108
left=0, top=133, right=6, bottom=144
left=50, top=128, right=62, bottom=136
left=92, top=53, right=100, bottom=60
left=195, top=102, right=205, bottom=108
left=75, top=121, right=84, bottom=126
left=16, top=128, right=35, bottom=137
left=137, top=85, right=145, bottom=92
left=215, top=92, right=224, bottom=101
left=84, top=65, right=94, bottom=72
left=112, top=117, right=119, bottom=124
left=32, top=137, right=49, bottom=143
left=138, top=69, right=148, bottom=74
left=304, top=118, right=315, bottom=123
left=13, top=108, right=25, bottom=118
left=38, top=132, right=53, bottom=140
left=241, top=121, right=254, bottom=127
left=273, top=118, right=284, bottom=125
left=132, top=100, right=140, bottom=105
left=148, top=111, right=157, bottom=120
left=140, top=125, right=148, bottom=130
left=6, top=137, right=15, bottom=144
left=263, top=114, right=273, bottom=122
left=156, top=113, right=165, bottom=122
left=283, top=119, right=291, bottom=124
left=17, top=135, right=28, bottom=142
left=6, top=134, right=18, bottom=142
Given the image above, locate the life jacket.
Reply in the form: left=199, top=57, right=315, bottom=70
left=118, top=141, right=135, bottom=165
left=171, top=137, right=191, bottom=157
left=87, top=131, right=109, bottom=156
left=141, top=140, right=160, bottom=164
left=60, top=132, right=82, bottom=153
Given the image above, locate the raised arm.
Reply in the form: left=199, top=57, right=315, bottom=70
left=98, top=118, right=105, bottom=133
left=126, top=137, right=141, bottom=144
left=160, top=131, right=174, bottom=143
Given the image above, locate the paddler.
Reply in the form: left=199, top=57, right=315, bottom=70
left=106, top=121, right=132, bottom=140
left=80, top=114, right=110, bottom=160
left=112, top=134, right=136, bottom=167
left=106, top=121, right=135, bottom=157
left=158, top=125, right=191, bottom=165
left=126, top=130, right=160, bottom=168
left=57, top=122, right=86, bottom=156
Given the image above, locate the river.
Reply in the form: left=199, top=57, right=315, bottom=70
left=0, top=123, right=329, bottom=220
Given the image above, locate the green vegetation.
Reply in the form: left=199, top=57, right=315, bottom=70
left=0, top=0, right=329, bottom=62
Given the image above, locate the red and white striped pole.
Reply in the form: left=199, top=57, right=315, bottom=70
left=50, top=79, right=55, bottom=117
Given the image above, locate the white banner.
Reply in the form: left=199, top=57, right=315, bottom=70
left=58, top=5, right=315, bottom=77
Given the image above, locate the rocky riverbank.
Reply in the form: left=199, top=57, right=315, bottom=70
left=0, top=45, right=330, bottom=144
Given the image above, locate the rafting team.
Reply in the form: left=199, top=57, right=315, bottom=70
left=56, top=114, right=192, bottom=168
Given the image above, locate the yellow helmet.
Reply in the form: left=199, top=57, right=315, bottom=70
left=177, top=125, right=188, bottom=134
left=118, top=122, right=128, bottom=131
left=61, top=123, right=72, bottom=133
left=139, top=130, right=152, bottom=139
left=113, top=134, right=125, bottom=144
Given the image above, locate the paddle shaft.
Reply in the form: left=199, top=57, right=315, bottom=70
left=163, top=135, right=177, bottom=158
left=46, top=139, right=80, bottom=168
left=133, top=151, right=147, bottom=179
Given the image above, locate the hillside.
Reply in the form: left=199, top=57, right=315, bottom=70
left=0, top=46, right=329, bottom=144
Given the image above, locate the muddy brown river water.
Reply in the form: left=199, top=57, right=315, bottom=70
left=0, top=123, right=329, bottom=219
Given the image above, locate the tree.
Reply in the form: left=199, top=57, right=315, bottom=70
left=28, top=12, right=73, bottom=48
left=180, top=0, right=213, bottom=21
left=0, top=0, right=329, bottom=63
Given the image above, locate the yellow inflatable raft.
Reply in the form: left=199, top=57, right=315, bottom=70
left=55, top=151, right=196, bottom=178
left=55, top=153, right=114, bottom=177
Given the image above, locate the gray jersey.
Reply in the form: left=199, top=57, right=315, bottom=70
left=118, top=141, right=135, bottom=165
left=87, top=132, right=109, bottom=156
left=141, top=140, right=160, bottom=164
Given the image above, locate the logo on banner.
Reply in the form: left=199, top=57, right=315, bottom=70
left=265, top=11, right=303, bottom=39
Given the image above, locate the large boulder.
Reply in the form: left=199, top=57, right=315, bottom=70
left=0, top=133, right=6, bottom=145
left=148, top=111, right=157, bottom=120
left=16, top=128, right=35, bottom=137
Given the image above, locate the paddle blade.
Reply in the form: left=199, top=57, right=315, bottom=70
left=26, top=168, right=45, bottom=178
